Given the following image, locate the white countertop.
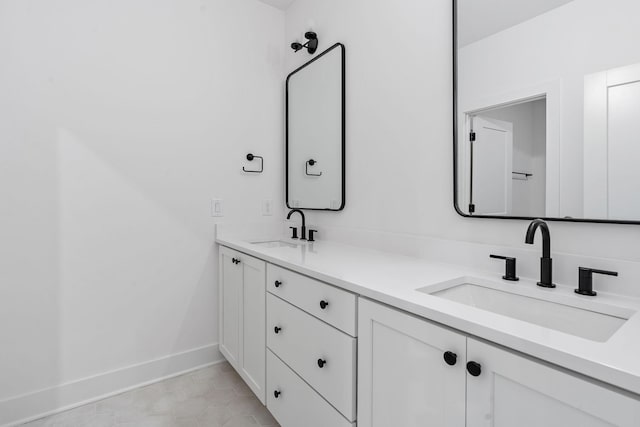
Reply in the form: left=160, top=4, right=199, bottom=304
left=216, top=232, right=640, bottom=396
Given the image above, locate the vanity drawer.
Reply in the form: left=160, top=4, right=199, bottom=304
left=267, top=263, right=357, bottom=336
left=267, top=293, right=356, bottom=421
left=267, top=350, right=355, bottom=427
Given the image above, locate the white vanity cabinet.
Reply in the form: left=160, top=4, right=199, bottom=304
left=358, top=298, right=466, bottom=427
left=266, top=264, right=357, bottom=427
left=218, top=247, right=266, bottom=404
left=358, top=298, right=640, bottom=427
left=466, top=338, right=640, bottom=427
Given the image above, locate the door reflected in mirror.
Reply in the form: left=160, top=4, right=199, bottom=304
left=455, top=0, right=640, bottom=222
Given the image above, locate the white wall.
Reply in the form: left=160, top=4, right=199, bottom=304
left=285, top=0, right=640, bottom=265
left=0, top=0, right=284, bottom=422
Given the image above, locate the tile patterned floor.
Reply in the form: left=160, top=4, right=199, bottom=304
left=21, top=362, right=280, bottom=427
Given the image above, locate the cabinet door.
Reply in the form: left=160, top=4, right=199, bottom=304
left=239, top=254, right=266, bottom=404
left=219, top=247, right=242, bottom=369
left=358, top=298, right=466, bottom=427
left=467, top=338, right=640, bottom=427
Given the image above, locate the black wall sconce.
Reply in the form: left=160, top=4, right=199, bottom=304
left=291, top=31, right=318, bottom=54
left=243, top=153, right=263, bottom=173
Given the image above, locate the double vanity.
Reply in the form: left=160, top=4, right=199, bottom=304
left=217, top=223, right=640, bottom=427
left=215, top=0, right=640, bottom=425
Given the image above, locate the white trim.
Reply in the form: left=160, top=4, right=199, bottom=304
left=584, top=63, right=640, bottom=220
left=1, top=343, right=223, bottom=427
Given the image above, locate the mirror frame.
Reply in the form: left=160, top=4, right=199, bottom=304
left=286, top=42, right=346, bottom=211
left=452, top=0, right=640, bottom=225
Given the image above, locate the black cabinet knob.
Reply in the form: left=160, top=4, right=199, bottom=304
left=319, top=300, right=329, bottom=310
left=274, top=280, right=282, bottom=288
left=443, top=351, right=457, bottom=366
left=274, top=390, right=281, bottom=398
left=317, top=358, right=327, bottom=368
left=467, top=361, right=482, bottom=377
left=232, top=258, right=241, bottom=265
left=274, top=326, right=281, bottom=334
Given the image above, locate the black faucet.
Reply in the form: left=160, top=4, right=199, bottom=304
left=287, top=209, right=306, bottom=241
left=576, top=267, right=618, bottom=296
left=525, top=219, right=555, bottom=288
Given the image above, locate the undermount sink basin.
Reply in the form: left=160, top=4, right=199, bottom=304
left=418, top=280, right=634, bottom=342
left=251, top=240, right=301, bottom=249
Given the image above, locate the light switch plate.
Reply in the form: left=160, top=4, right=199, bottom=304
left=262, top=199, right=273, bottom=216
left=211, top=199, right=224, bottom=217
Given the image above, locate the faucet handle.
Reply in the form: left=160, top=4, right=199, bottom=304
left=490, top=254, right=519, bottom=281
left=308, top=229, right=318, bottom=242
left=576, top=267, right=618, bottom=296
left=289, top=226, right=299, bottom=239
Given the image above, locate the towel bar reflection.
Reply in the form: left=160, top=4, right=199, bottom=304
left=512, top=171, right=533, bottom=181
left=306, top=159, right=323, bottom=176
left=243, top=154, right=263, bottom=173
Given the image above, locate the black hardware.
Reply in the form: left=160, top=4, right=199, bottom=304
left=490, top=254, right=519, bottom=281
left=274, top=280, right=282, bottom=288
left=308, top=229, right=318, bottom=242
left=274, top=390, right=281, bottom=398
left=466, top=361, right=482, bottom=377
left=525, top=219, right=555, bottom=288
left=512, top=171, right=533, bottom=178
left=443, top=351, right=458, bottom=366
left=319, top=300, right=329, bottom=310
left=286, top=43, right=346, bottom=211
left=287, top=209, right=307, bottom=241
left=242, top=153, right=263, bottom=173
left=291, top=31, right=318, bottom=54
left=468, top=203, right=475, bottom=214
left=576, top=267, right=618, bottom=297
left=317, top=358, right=327, bottom=368
left=289, top=226, right=298, bottom=239
left=305, top=159, right=323, bottom=176
left=232, top=258, right=241, bottom=265
left=274, top=326, right=282, bottom=334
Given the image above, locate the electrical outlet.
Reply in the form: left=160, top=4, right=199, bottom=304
left=262, top=199, right=273, bottom=216
left=211, top=199, right=224, bottom=217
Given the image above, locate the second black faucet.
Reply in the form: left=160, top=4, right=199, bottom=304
left=525, top=219, right=556, bottom=288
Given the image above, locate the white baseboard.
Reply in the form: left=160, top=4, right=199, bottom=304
left=1, top=343, right=224, bottom=427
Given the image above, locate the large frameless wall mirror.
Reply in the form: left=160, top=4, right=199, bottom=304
left=287, top=43, right=345, bottom=211
left=454, top=0, right=640, bottom=223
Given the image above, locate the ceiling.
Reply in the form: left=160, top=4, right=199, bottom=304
left=458, top=0, right=574, bottom=47
left=257, top=0, right=296, bottom=11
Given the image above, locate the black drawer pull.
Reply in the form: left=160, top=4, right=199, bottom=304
left=319, top=300, right=329, bottom=310
left=274, top=390, right=281, bottom=398
left=467, top=361, right=482, bottom=377
left=317, top=358, right=327, bottom=368
left=274, top=280, right=282, bottom=288
left=443, top=351, right=457, bottom=366
left=274, top=326, right=282, bottom=334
